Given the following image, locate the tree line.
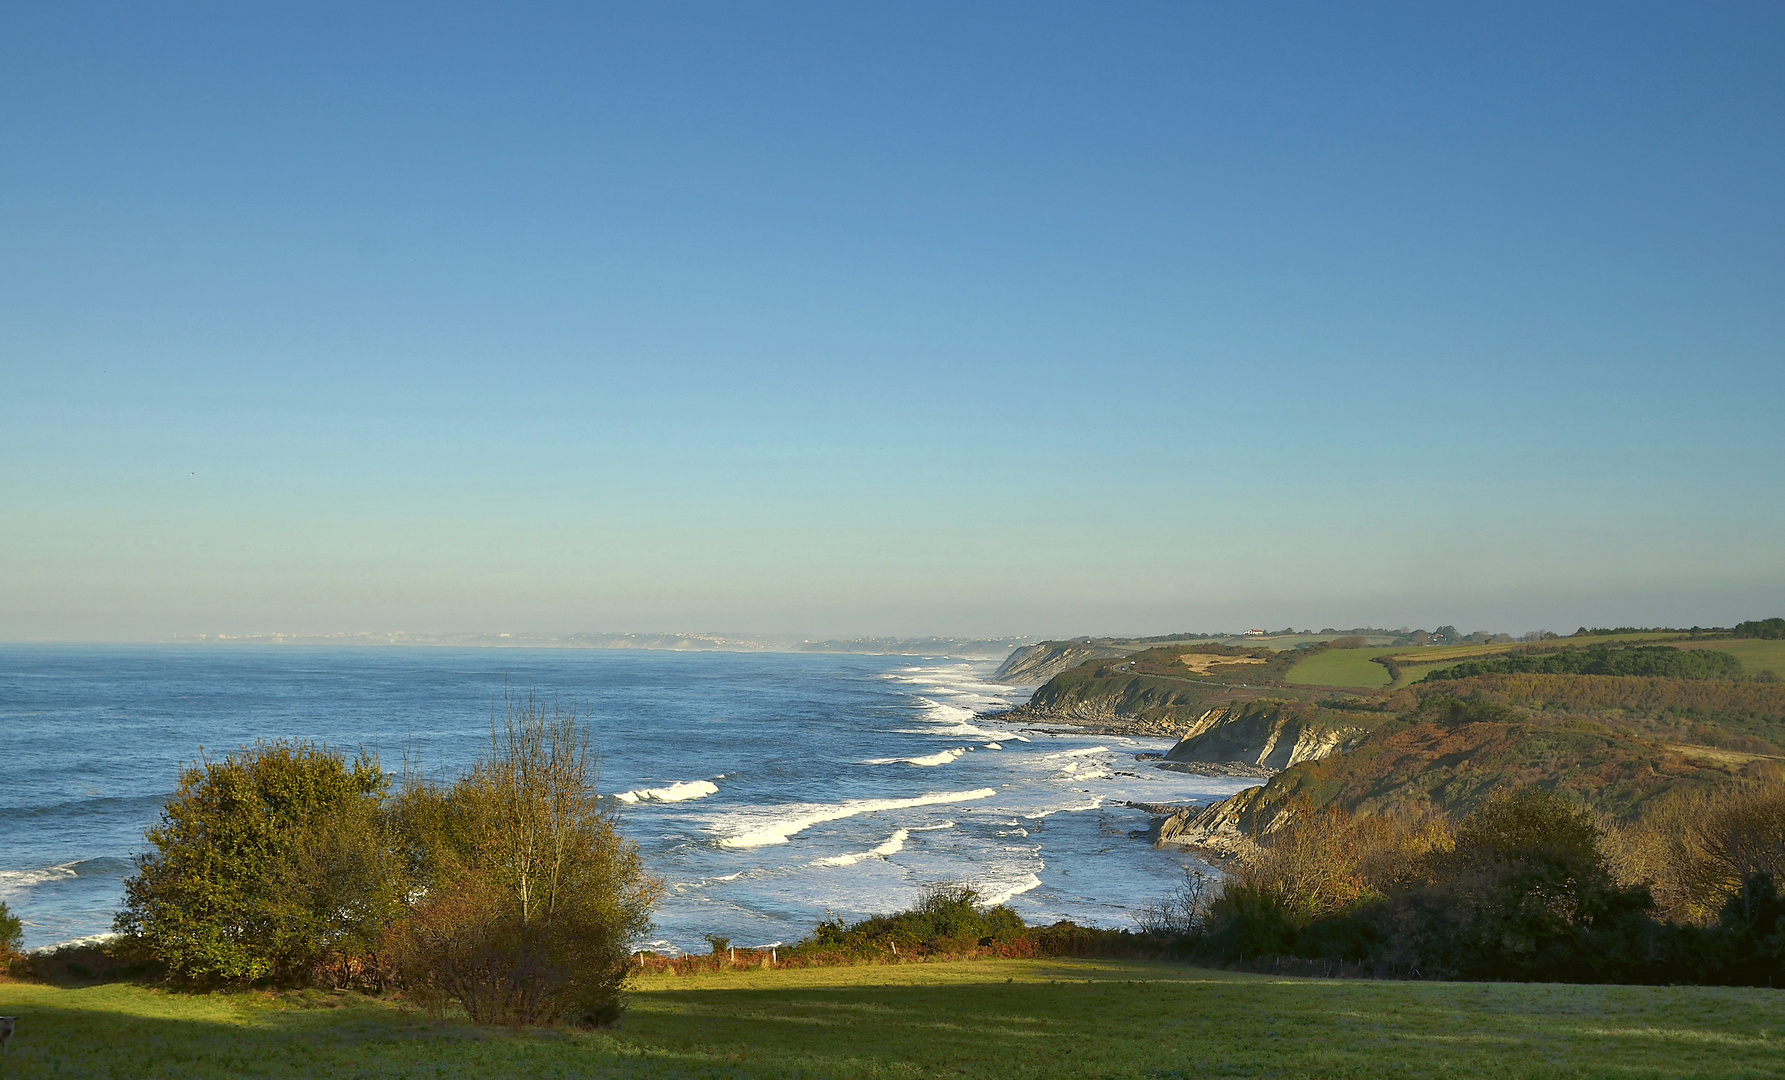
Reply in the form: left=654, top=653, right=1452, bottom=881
left=1423, top=645, right=1745, bottom=682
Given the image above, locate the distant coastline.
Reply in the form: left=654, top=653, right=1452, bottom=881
left=164, top=631, right=1034, bottom=658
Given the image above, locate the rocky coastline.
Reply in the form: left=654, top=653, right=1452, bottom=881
left=979, top=673, right=1371, bottom=858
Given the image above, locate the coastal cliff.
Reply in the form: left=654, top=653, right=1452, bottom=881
left=987, top=635, right=1785, bottom=862
left=1155, top=693, right=1778, bottom=855
left=1155, top=789, right=1272, bottom=856
left=991, top=640, right=1136, bottom=684
left=997, top=676, right=1218, bottom=737
left=1162, top=702, right=1371, bottom=771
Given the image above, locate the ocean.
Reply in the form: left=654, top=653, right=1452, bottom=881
left=0, top=646, right=1254, bottom=953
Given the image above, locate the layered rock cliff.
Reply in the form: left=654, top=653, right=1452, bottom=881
left=991, top=640, right=1136, bottom=684
left=1155, top=696, right=1763, bottom=855
left=1162, top=703, right=1369, bottom=772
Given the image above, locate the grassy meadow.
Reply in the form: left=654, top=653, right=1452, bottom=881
left=1280, top=633, right=1773, bottom=690
left=3, top=958, right=1783, bottom=1079
left=1283, top=647, right=1396, bottom=688
left=1675, top=637, right=1785, bottom=677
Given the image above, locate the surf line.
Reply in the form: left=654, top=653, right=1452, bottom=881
left=717, top=788, right=997, bottom=849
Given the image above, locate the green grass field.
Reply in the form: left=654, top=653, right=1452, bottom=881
left=3, top=958, right=1782, bottom=1079
left=1284, top=648, right=1397, bottom=688
left=1676, top=638, right=1785, bottom=677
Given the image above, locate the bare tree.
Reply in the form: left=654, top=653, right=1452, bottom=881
left=391, top=691, right=662, bottom=1026
left=475, top=691, right=601, bottom=924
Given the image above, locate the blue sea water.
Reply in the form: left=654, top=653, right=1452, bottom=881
left=0, top=646, right=1254, bottom=952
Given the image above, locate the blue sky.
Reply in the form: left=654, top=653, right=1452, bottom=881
left=3, top=2, right=1781, bottom=640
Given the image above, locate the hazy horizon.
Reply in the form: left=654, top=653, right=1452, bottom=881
left=5, top=4, right=1781, bottom=642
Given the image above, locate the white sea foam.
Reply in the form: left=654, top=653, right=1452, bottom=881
left=1044, top=746, right=1112, bottom=759
left=0, top=863, right=80, bottom=900
left=639, top=938, right=688, bottom=957
left=914, top=697, right=980, bottom=723
left=615, top=779, right=720, bottom=804
left=976, top=872, right=1043, bottom=906
left=910, top=821, right=955, bottom=831
left=813, top=829, right=910, bottom=867
left=984, top=742, right=1002, bottom=750
left=1050, top=755, right=1116, bottom=781
left=26, top=932, right=118, bottom=955
left=716, top=788, right=998, bottom=848
left=1021, top=797, right=1105, bottom=819
left=931, top=722, right=1011, bottom=740
left=864, top=748, right=967, bottom=767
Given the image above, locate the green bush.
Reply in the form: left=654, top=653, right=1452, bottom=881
left=806, top=884, right=1028, bottom=953
left=114, top=741, right=397, bottom=984
left=1203, top=881, right=1296, bottom=959
left=1, top=899, right=23, bottom=954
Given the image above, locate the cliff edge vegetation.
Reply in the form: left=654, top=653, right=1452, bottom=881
left=988, top=625, right=1785, bottom=861
left=1156, top=667, right=1785, bottom=856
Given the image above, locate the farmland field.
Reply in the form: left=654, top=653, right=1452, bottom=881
left=3, top=958, right=1783, bottom=1079
left=1675, top=638, right=1785, bottom=677
left=1285, top=647, right=1396, bottom=688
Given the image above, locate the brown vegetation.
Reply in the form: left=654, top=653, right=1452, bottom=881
left=1604, top=782, right=1785, bottom=924
left=387, top=695, right=662, bottom=1026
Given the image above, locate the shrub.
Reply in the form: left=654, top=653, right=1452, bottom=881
left=1204, top=881, right=1296, bottom=959
left=1384, top=787, right=1654, bottom=981
left=1353, top=805, right=1454, bottom=893
left=1, top=899, right=22, bottom=957
left=1199, top=802, right=1427, bottom=961
left=1239, top=803, right=1366, bottom=926
left=1701, top=782, right=1785, bottom=898
left=803, top=884, right=1027, bottom=954
left=1714, top=872, right=1785, bottom=985
left=1134, top=866, right=1218, bottom=936
left=114, top=741, right=396, bottom=984
left=387, top=694, right=661, bottom=1027
left=1604, top=781, right=1785, bottom=927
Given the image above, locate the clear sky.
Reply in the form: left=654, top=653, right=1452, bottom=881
left=3, top=2, right=1781, bottom=642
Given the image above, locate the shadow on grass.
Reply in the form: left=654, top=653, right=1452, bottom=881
left=2, top=963, right=1783, bottom=1079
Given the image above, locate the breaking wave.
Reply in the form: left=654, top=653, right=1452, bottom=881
left=0, top=858, right=132, bottom=902
left=1020, top=797, right=1105, bottom=819
left=614, top=779, right=720, bottom=804
left=715, top=788, right=998, bottom=849
left=813, top=829, right=909, bottom=867
left=976, top=872, right=1043, bottom=906
left=864, top=748, right=967, bottom=767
